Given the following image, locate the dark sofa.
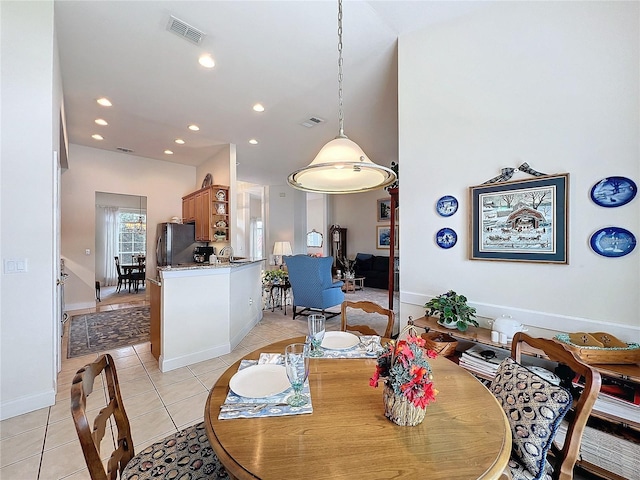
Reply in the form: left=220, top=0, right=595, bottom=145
left=353, top=253, right=389, bottom=290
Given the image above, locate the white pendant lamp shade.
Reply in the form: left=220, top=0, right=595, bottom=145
left=288, top=137, right=396, bottom=194
left=286, top=0, right=397, bottom=194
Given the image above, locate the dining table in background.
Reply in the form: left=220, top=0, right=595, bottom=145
left=204, top=336, right=511, bottom=480
left=120, top=263, right=145, bottom=293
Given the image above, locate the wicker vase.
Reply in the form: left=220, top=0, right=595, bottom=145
left=383, top=384, right=426, bottom=426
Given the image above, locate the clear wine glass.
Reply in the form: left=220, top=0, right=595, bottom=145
left=284, top=343, right=310, bottom=407
left=307, top=314, right=326, bottom=357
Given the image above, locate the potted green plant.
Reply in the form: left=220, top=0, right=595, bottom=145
left=263, top=269, right=287, bottom=285
left=424, top=290, right=478, bottom=332
left=214, top=230, right=226, bottom=241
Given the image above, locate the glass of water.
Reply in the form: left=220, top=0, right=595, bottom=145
left=308, top=314, right=326, bottom=357
left=284, top=343, right=310, bottom=407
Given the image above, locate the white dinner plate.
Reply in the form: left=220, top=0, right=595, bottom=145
left=229, top=364, right=290, bottom=398
left=321, top=331, right=360, bottom=350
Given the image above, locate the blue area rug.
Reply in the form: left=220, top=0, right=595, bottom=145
left=68, top=306, right=150, bottom=358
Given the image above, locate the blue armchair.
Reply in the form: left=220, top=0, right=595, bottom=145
left=283, top=255, right=345, bottom=319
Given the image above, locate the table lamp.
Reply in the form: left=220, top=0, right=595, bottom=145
left=273, top=241, right=292, bottom=267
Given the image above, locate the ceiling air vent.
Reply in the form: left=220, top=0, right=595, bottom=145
left=300, top=116, right=325, bottom=128
left=116, top=147, right=134, bottom=153
left=167, top=15, right=205, bottom=45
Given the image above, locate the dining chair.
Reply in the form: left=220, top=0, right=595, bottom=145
left=340, top=300, right=395, bottom=338
left=490, top=332, right=601, bottom=480
left=114, top=256, right=131, bottom=293
left=130, top=265, right=145, bottom=293
left=71, top=353, right=230, bottom=480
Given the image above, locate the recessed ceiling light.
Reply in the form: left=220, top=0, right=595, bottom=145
left=174, top=139, right=185, bottom=145
left=95, top=118, right=108, bottom=126
left=188, top=124, right=200, bottom=131
left=253, top=103, right=265, bottom=112
left=91, top=134, right=104, bottom=140
left=249, top=139, right=258, bottom=145
left=96, top=97, right=112, bottom=107
left=198, top=54, right=215, bottom=69
left=164, top=150, right=174, bottom=155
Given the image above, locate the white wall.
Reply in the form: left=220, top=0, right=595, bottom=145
left=398, top=1, right=639, bottom=341
left=1, top=0, right=59, bottom=419
left=332, top=190, right=393, bottom=257
left=61, top=145, right=196, bottom=309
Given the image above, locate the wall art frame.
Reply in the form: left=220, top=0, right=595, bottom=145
left=376, top=225, right=399, bottom=250
left=469, top=173, right=569, bottom=264
left=377, top=198, right=391, bottom=222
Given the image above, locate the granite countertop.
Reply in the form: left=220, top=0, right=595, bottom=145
left=158, top=258, right=263, bottom=271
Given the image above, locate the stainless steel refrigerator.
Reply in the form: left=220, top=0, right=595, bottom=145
left=155, top=223, right=198, bottom=266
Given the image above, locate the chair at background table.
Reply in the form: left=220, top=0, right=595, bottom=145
left=490, top=332, right=601, bottom=480
left=71, top=353, right=229, bottom=480
left=341, top=300, right=394, bottom=338
left=130, top=265, right=145, bottom=293
left=283, top=255, right=344, bottom=319
left=114, top=256, right=131, bottom=293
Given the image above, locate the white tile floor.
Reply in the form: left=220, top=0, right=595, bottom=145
left=0, top=292, right=326, bottom=480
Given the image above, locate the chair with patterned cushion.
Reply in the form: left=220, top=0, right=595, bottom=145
left=283, top=255, right=345, bottom=319
left=341, top=300, right=395, bottom=338
left=490, top=332, right=601, bottom=480
left=71, top=353, right=230, bottom=480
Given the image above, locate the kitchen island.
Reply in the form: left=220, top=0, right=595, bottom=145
left=151, top=259, right=264, bottom=372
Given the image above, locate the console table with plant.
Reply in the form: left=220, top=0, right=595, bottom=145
left=414, top=291, right=640, bottom=480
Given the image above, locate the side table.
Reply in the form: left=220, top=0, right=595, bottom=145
left=342, top=276, right=365, bottom=293
left=269, top=280, right=291, bottom=315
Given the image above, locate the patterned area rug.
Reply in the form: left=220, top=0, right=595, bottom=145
left=68, top=306, right=150, bottom=358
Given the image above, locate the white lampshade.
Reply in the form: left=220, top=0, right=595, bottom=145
left=287, top=137, right=396, bottom=194
left=273, top=241, right=293, bottom=256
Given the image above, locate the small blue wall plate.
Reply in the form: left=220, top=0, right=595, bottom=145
left=589, top=227, right=636, bottom=258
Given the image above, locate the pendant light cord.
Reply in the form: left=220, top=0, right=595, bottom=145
left=337, top=0, right=346, bottom=138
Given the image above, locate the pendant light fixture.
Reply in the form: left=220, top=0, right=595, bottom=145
left=287, top=0, right=397, bottom=194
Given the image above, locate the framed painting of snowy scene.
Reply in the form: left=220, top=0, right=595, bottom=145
left=469, top=173, right=568, bottom=263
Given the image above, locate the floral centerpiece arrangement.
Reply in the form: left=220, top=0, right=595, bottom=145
left=370, top=334, right=438, bottom=426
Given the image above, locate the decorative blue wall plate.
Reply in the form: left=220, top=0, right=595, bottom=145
left=436, top=228, right=457, bottom=249
left=590, top=176, right=636, bottom=208
left=589, top=227, right=636, bottom=258
left=436, top=195, right=458, bottom=217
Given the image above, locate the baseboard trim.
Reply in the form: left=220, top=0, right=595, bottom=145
left=160, top=344, right=231, bottom=373
left=1, top=389, right=56, bottom=421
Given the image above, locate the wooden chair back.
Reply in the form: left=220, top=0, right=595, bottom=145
left=341, top=300, right=395, bottom=338
left=71, top=354, right=134, bottom=480
left=510, top=332, right=602, bottom=480
left=114, top=256, right=123, bottom=276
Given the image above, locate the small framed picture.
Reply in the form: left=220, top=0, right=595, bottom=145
left=377, top=198, right=391, bottom=221
left=377, top=225, right=391, bottom=249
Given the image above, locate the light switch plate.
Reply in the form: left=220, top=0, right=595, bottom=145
left=4, top=258, right=27, bottom=274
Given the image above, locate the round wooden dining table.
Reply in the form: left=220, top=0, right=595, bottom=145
left=204, top=337, right=511, bottom=480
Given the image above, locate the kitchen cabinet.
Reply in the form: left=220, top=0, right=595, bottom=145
left=182, top=185, right=230, bottom=243
left=182, top=195, right=195, bottom=223
left=149, top=278, right=161, bottom=360
left=412, top=315, right=640, bottom=480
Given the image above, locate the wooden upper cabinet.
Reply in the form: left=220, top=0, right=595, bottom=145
left=182, top=194, right=196, bottom=223
left=182, top=185, right=230, bottom=243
